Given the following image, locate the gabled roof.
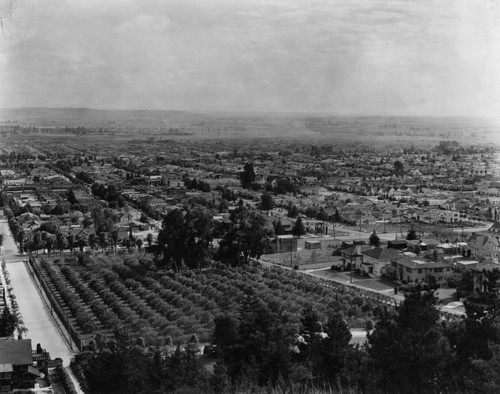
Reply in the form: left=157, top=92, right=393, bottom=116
left=489, top=221, right=500, bottom=232
left=361, top=247, right=399, bottom=261
left=0, top=339, right=32, bottom=366
left=340, top=245, right=372, bottom=257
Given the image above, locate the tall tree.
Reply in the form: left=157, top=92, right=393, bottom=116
left=88, top=233, right=97, bottom=250
left=368, top=291, right=447, bottom=393
left=17, top=230, right=24, bottom=255
left=259, top=192, right=274, bottom=212
left=273, top=220, right=286, bottom=236
left=157, top=208, right=213, bottom=271
left=146, top=233, right=153, bottom=248
left=240, top=162, right=256, bottom=189
left=292, top=216, right=306, bottom=238
left=68, top=188, right=77, bottom=205
left=216, top=207, right=272, bottom=266
left=394, top=160, right=404, bottom=176
left=287, top=203, right=299, bottom=218
left=406, top=227, right=418, bottom=240
left=369, top=230, right=381, bottom=247
left=56, top=232, right=66, bottom=256
left=45, top=237, right=53, bottom=257
left=0, top=306, right=18, bottom=337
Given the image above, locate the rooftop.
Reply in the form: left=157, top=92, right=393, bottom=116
left=0, top=339, right=33, bottom=366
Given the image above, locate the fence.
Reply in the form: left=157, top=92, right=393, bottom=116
left=27, top=255, right=83, bottom=351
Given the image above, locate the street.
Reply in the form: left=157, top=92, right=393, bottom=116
left=0, top=215, right=83, bottom=393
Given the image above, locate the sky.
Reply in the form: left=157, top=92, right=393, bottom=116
left=0, top=0, right=499, bottom=116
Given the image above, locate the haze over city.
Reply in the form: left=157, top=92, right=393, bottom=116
left=1, top=0, right=500, bottom=117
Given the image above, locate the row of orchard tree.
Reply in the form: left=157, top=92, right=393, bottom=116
left=71, top=287, right=500, bottom=393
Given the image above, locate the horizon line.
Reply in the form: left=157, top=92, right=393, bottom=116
left=0, top=106, right=498, bottom=119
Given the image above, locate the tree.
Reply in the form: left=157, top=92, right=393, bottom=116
left=406, top=227, right=418, bottom=240
left=157, top=208, right=213, bottom=271
left=368, top=291, right=447, bottom=393
left=214, top=294, right=295, bottom=387
left=67, top=234, right=75, bottom=253
left=17, top=230, right=25, bottom=255
left=273, top=220, right=285, bottom=236
left=369, top=230, right=380, bottom=247
left=394, top=160, right=404, bottom=176
left=39, top=221, right=58, bottom=234
left=240, top=162, right=256, bottom=189
left=333, top=208, right=341, bottom=223
left=88, top=233, right=97, bottom=250
left=82, top=216, right=93, bottom=229
left=287, top=203, right=299, bottom=218
left=45, top=237, right=53, bottom=257
left=67, top=188, right=77, bottom=205
left=111, top=230, right=118, bottom=252
left=292, top=216, right=306, bottom=238
left=136, top=238, right=143, bottom=251
left=78, top=238, right=86, bottom=252
left=56, top=233, right=66, bottom=256
left=216, top=207, right=272, bottom=266
left=0, top=306, right=18, bottom=337
left=98, top=232, right=106, bottom=251
left=316, top=208, right=329, bottom=223
left=259, top=192, right=274, bottom=212
left=146, top=233, right=153, bottom=249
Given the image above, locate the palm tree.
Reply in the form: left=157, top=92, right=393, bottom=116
left=67, top=234, right=75, bottom=253
left=45, top=237, right=53, bottom=257
left=111, top=230, right=118, bottom=252
left=56, top=233, right=65, bottom=256
left=88, top=233, right=97, bottom=250
left=17, top=230, right=25, bottom=255
left=98, top=232, right=106, bottom=251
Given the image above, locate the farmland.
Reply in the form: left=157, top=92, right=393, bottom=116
left=30, top=251, right=381, bottom=349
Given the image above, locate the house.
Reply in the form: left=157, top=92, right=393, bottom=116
left=339, top=244, right=371, bottom=270
left=361, top=247, right=399, bottom=276
left=468, top=232, right=500, bottom=260
left=305, top=241, right=321, bottom=250
left=387, top=240, right=408, bottom=250
left=390, top=256, right=454, bottom=284
left=274, top=235, right=298, bottom=254
left=0, top=339, right=40, bottom=391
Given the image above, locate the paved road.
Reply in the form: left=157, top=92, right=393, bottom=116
left=0, top=216, right=83, bottom=393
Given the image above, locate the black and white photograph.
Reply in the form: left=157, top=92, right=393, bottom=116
left=0, top=0, right=500, bottom=393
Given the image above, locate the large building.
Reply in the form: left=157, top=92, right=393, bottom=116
left=390, top=255, right=453, bottom=284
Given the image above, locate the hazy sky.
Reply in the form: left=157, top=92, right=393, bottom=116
left=1, top=0, right=499, bottom=116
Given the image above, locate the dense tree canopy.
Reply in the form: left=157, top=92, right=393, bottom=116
left=239, top=162, right=256, bottom=189
left=216, top=207, right=273, bottom=266
left=292, top=216, right=306, bottom=238
left=157, top=208, right=213, bottom=271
